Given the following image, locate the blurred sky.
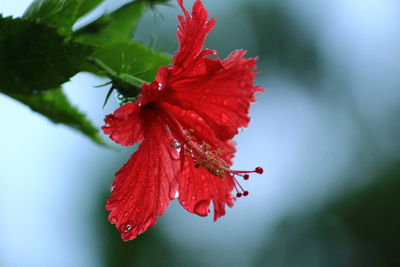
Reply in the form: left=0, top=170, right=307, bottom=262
left=0, top=0, right=399, bottom=266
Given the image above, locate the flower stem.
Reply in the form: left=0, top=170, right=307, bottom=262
left=87, top=57, right=146, bottom=98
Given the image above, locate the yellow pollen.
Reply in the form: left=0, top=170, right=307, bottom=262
left=186, top=139, right=229, bottom=178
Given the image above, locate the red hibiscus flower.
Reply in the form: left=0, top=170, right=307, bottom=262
left=102, top=0, right=263, bottom=241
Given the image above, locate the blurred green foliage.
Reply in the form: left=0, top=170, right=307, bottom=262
left=253, top=162, right=400, bottom=267
left=245, top=1, right=322, bottom=84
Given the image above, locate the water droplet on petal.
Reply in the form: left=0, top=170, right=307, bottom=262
left=109, top=185, right=114, bottom=192
left=157, top=83, right=163, bottom=91
left=106, top=199, right=113, bottom=208
left=171, top=139, right=181, bottom=150
left=169, top=184, right=178, bottom=199
left=109, top=216, right=117, bottom=224
left=220, top=113, right=229, bottom=123
left=194, top=200, right=210, bottom=217
left=125, top=224, right=131, bottom=232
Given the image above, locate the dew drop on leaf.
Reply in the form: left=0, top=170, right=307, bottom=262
left=116, top=93, right=125, bottom=102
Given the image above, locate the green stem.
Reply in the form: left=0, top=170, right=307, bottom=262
left=87, top=57, right=146, bottom=89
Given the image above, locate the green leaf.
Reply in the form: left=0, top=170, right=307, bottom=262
left=0, top=16, right=95, bottom=93
left=144, top=0, right=172, bottom=4
left=84, top=41, right=171, bottom=83
left=77, top=0, right=105, bottom=18
left=1, top=87, right=105, bottom=145
left=23, top=0, right=81, bottom=35
left=73, top=1, right=146, bottom=45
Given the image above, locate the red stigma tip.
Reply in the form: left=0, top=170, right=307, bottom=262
left=255, top=167, right=263, bottom=174
left=243, top=174, right=249, bottom=180
left=243, top=191, right=249, bottom=196
left=236, top=192, right=242, bottom=198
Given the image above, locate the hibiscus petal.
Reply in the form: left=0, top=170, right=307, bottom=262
left=178, top=152, right=235, bottom=221
left=171, top=0, right=215, bottom=76
left=158, top=101, right=237, bottom=165
left=102, top=102, right=145, bottom=146
left=166, top=50, right=263, bottom=141
left=106, top=111, right=180, bottom=241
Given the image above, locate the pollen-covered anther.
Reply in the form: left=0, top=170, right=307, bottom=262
left=255, top=167, right=264, bottom=174
left=185, top=139, right=229, bottom=177
left=231, top=174, right=249, bottom=198
left=229, top=166, right=264, bottom=181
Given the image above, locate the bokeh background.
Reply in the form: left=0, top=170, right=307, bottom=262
left=1, top=0, right=399, bottom=266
